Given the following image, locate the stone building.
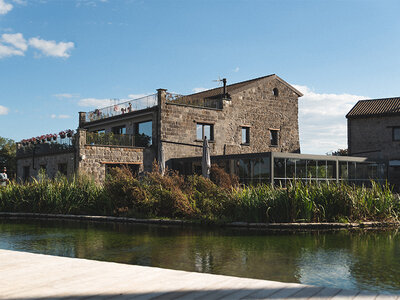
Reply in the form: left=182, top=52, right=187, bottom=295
left=346, top=97, right=400, bottom=186
left=16, top=74, right=303, bottom=182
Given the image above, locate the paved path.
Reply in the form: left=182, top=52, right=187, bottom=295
left=0, top=249, right=397, bottom=299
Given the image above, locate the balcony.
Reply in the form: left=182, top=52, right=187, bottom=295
left=166, top=92, right=223, bottom=109
left=85, top=94, right=158, bottom=123
left=17, top=137, right=74, bottom=157
left=86, top=132, right=151, bottom=148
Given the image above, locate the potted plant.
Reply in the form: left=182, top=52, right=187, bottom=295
left=52, top=134, right=57, bottom=141
left=66, top=129, right=74, bottom=138
left=46, top=134, right=52, bottom=142
left=59, top=131, right=66, bottom=139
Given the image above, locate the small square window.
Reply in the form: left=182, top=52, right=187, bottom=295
left=393, top=127, right=400, bottom=141
left=196, top=123, right=214, bottom=141
left=270, top=130, right=279, bottom=146
left=241, top=127, right=250, bottom=144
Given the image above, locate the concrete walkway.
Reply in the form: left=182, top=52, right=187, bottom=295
left=0, top=249, right=397, bottom=300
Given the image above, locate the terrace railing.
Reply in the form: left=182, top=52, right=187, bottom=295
left=166, top=92, right=223, bottom=109
left=86, top=132, right=151, bottom=148
left=17, top=137, right=74, bottom=157
left=86, top=94, right=158, bottom=123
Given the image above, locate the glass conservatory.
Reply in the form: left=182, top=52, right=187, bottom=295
left=171, top=152, right=385, bottom=186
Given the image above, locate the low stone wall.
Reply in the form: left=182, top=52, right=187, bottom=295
left=78, top=144, right=144, bottom=182
left=16, top=151, right=75, bottom=181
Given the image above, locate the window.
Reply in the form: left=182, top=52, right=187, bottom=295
left=23, top=166, right=30, bottom=182
left=135, top=121, right=152, bottom=147
left=58, top=163, right=68, bottom=176
left=112, top=126, right=126, bottom=135
left=241, top=127, right=250, bottom=144
left=196, top=123, right=214, bottom=141
left=270, top=130, right=279, bottom=146
left=273, top=88, right=279, bottom=97
left=393, top=127, right=400, bottom=141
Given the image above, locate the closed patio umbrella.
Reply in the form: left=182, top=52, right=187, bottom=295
left=158, top=141, right=165, bottom=176
left=202, top=137, right=211, bottom=178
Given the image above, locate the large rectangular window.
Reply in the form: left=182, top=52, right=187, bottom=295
left=270, top=130, right=279, bottom=146
left=196, top=123, right=214, bottom=141
left=135, top=121, right=152, bottom=147
left=112, top=126, right=126, bottom=135
left=241, top=127, right=250, bottom=144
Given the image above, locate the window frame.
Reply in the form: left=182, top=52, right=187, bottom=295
left=393, top=127, right=400, bottom=141
left=196, top=123, right=214, bottom=141
left=270, top=129, right=279, bottom=146
left=241, top=126, right=250, bottom=145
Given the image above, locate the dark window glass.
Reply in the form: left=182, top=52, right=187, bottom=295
left=306, top=160, right=317, bottom=178
left=135, top=121, right=152, bottom=147
left=274, top=158, right=285, bottom=178
left=393, top=127, right=400, bottom=141
left=196, top=123, right=214, bottom=141
left=23, top=166, right=30, bottom=182
left=339, top=162, right=348, bottom=180
left=270, top=130, right=279, bottom=146
left=112, top=126, right=126, bottom=135
left=273, top=88, right=279, bottom=97
left=241, top=127, right=250, bottom=144
left=326, top=161, right=336, bottom=179
left=296, top=159, right=307, bottom=179
left=286, top=159, right=296, bottom=179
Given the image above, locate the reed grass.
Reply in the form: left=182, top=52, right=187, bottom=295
left=0, top=167, right=399, bottom=223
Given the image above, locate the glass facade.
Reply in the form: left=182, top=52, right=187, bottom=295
left=171, top=152, right=385, bottom=186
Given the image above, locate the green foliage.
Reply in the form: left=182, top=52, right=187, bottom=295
left=0, top=167, right=399, bottom=223
left=0, top=136, right=16, bottom=178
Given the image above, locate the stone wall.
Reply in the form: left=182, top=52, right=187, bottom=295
left=348, top=116, right=400, bottom=160
left=348, top=115, right=400, bottom=187
left=160, top=76, right=300, bottom=164
left=76, top=130, right=144, bottom=182
left=16, top=151, right=75, bottom=181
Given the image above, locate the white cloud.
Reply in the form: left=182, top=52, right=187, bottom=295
left=29, top=37, right=74, bottom=58
left=59, top=114, right=71, bottom=119
left=234, top=67, right=240, bottom=72
left=11, top=0, right=26, bottom=5
left=0, top=42, right=23, bottom=58
left=0, top=0, right=12, bottom=15
left=54, top=93, right=79, bottom=99
left=192, top=87, right=207, bottom=93
left=294, top=84, right=367, bottom=155
left=78, top=98, right=115, bottom=108
left=0, top=105, right=9, bottom=115
left=2, top=33, right=27, bottom=50
left=51, top=114, right=71, bottom=119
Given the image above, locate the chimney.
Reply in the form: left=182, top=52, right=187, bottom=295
left=222, top=78, right=227, bottom=98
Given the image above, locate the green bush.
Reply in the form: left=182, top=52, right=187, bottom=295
left=0, top=167, right=399, bottom=223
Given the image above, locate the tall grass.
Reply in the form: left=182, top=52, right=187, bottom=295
left=0, top=167, right=399, bottom=223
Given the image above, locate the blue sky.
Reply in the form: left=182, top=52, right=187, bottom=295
left=1, top=0, right=400, bottom=154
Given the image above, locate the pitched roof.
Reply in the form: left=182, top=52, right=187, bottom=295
left=346, top=97, right=400, bottom=118
left=185, top=74, right=303, bottom=99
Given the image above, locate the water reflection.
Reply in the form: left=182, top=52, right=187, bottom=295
left=0, top=219, right=399, bottom=294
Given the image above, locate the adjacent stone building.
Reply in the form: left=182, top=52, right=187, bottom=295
left=347, top=97, right=400, bottom=186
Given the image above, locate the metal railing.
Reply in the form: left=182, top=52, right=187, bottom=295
left=166, top=92, right=223, bottom=109
left=85, top=94, right=158, bottom=123
left=86, top=132, right=151, bottom=148
left=17, top=138, right=74, bottom=157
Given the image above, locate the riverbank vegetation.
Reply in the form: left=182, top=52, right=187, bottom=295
left=0, top=166, right=399, bottom=223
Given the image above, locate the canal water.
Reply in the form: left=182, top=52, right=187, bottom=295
left=0, top=218, right=399, bottom=294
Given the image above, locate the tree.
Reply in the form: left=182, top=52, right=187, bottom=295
left=0, top=137, right=16, bottom=178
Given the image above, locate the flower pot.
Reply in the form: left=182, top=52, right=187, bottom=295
left=60, top=134, right=66, bottom=139
left=53, top=136, right=57, bottom=141
left=67, top=133, right=72, bottom=138
left=46, top=137, right=51, bottom=142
